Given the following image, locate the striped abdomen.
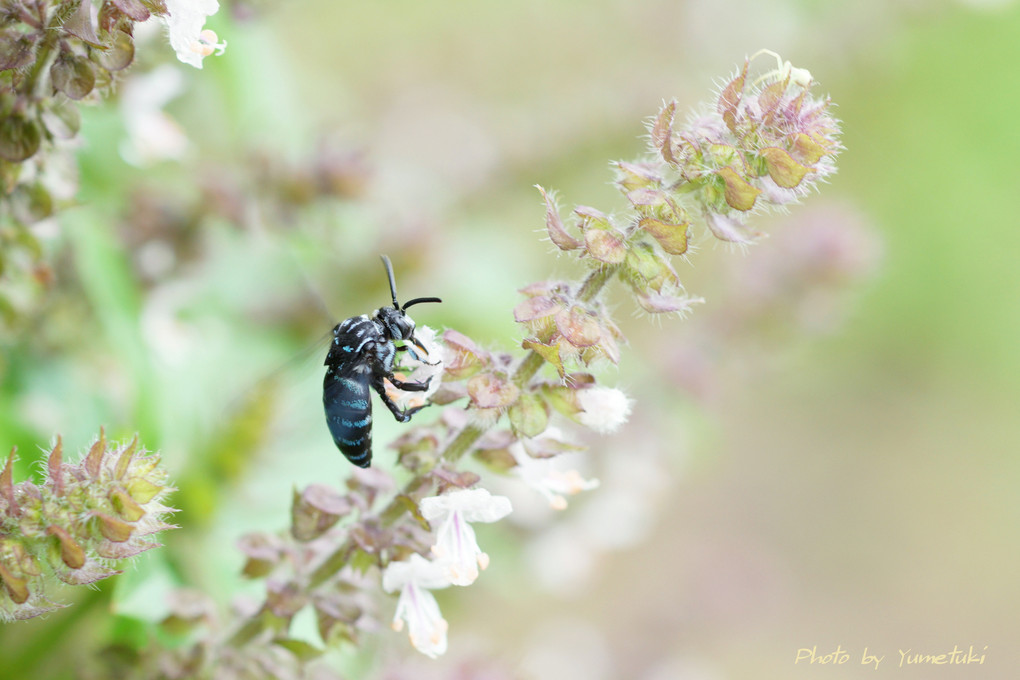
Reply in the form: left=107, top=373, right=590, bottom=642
left=323, top=363, right=374, bottom=467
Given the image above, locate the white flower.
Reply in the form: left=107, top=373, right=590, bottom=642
left=513, top=453, right=600, bottom=511
left=382, top=553, right=452, bottom=659
left=576, top=386, right=633, bottom=434
left=509, top=429, right=600, bottom=510
left=386, top=325, right=444, bottom=411
left=420, top=488, right=512, bottom=586
left=163, top=0, right=226, bottom=69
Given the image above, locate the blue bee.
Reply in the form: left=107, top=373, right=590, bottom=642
left=322, top=256, right=441, bottom=467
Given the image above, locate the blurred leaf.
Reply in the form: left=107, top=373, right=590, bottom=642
left=0, top=32, right=36, bottom=71
left=63, top=0, right=102, bottom=46
left=51, top=56, right=97, bottom=101
left=42, top=97, right=82, bottom=139
left=273, top=637, right=323, bottom=662
left=0, top=116, right=41, bottom=162
left=92, top=30, right=135, bottom=72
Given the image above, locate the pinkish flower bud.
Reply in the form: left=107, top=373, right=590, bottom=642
left=717, top=166, right=763, bottom=211
left=292, top=484, right=352, bottom=542
left=93, top=511, right=134, bottom=543
left=536, top=185, right=583, bottom=251
left=467, top=371, right=520, bottom=410
left=554, top=306, right=602, bottom=349
left=441, top=329, right=490, bottom=380
left=638, top=216, right=690, bottom=256
left=46, top=525, right=85, bottom=570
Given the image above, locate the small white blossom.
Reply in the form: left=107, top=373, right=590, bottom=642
left=163, top=0, right=226, bottom=69
left=576, top=386, right=633, bottom=434
left=387, top=325, right=444, bottom=410
left=512, top=447, right=600, bottom=510
left=382, top=553, right=451, bottom=659
left=420, top=488, right=512, bottom=586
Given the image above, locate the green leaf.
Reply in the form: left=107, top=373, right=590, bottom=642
left=273, top=637, right=324, bottom=662
left=522, top=338, right=565, bottom=378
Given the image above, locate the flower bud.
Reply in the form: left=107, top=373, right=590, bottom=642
left=638, top=216, right=690, bottom=256
left=0, top=115, right=41, bottom=162
left=584, top=229, right=627, bottom=264
left=758, top=146, right=809, bottom=189
left=467, top=371, right=520, bottom=410
left=554, top=306, right=602, bottom=349
left=536, top=185, right=582, bottom=251
left=292, top=484, right=351, bottom=542
left=109, top=488, right=146, bottom=522
left=51, top=56, right=97, bottom=101
left=507, top=392, right=550, bottom=438
left=717, top=166, right=762, bottom=211
left=46, top=525, right=85, bottom=570
left=93, top=511, right=134, bottom=543
left=441, top=329, right=489, bottom=380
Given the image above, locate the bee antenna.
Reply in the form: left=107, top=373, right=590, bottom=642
left=380, top=255, right=400, bottom=308
left=402, top=296, right=442, bottom=310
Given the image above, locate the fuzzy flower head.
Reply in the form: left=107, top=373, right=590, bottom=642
left=625, top=50, right=842, bottom=248
left=420, top=488, right=512, bottom=586
left=382, top=553, right=452, bottom=658
left=0, top=432, right=176, bottom=621
left=576, top=386, right=633, bottom=434
left=163, top=0, right=226, bottom=69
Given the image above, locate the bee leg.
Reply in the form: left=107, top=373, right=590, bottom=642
left=396, top=343, right=441, bottom=367
left=372, top=375, right=430, bottom=423
left=387, top=374, right=432, bottom=392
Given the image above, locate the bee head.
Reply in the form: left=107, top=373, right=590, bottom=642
left=377, top=305, right=416, bottom=341
left=376, top=254, right=442, bottom=345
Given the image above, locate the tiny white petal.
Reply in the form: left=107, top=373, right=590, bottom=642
left=393, top=581, right=448, bottom=658
left=420, top=488, right=512, bottom=524
left=382, top=554, right=451, bottom=658
left=382, top=553, right=452, bottom=592
left=420, top=488, right=512, bottom=586
left=510, top=438, right=600, bottom=509
left=163, top=0, right=226, bottom=69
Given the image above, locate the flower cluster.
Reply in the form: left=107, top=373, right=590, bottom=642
left=536, top=50, right=842, bottom=320
left=383, top=488, right=511, bottom=657
left=1, top=0, right=225, bottom=332
left=178, top=51, right=842, bottom=667
left=0, top=430, right=176, bottom=620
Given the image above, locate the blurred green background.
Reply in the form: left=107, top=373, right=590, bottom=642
left=2, top=0, right=1019, bottom=678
